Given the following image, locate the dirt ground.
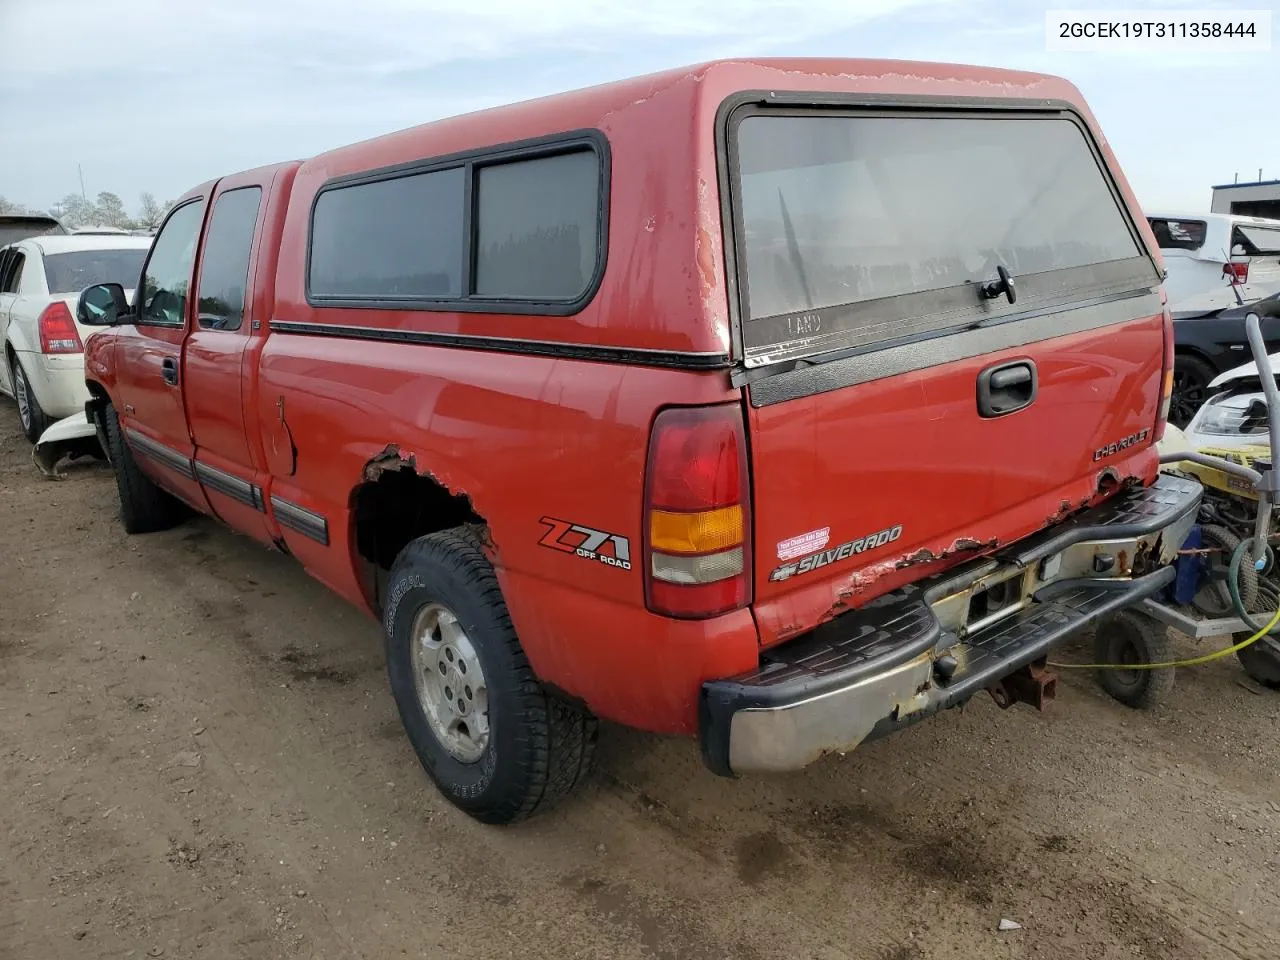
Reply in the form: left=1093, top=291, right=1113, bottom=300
left=1, top=400, right=1278, bottom=960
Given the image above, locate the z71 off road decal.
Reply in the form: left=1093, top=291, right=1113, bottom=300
left=538, top=517, right=633, bottom=571
left=768, top=524, right=904, bottom=583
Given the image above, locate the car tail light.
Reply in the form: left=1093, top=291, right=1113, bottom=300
left=644, top=404, right=752, bottom=619
left=1155, top=289, right=1174, bottom=442
left=1224, top=261, right=1249, bottom=284
left=38, top=302, right=84, bottom=354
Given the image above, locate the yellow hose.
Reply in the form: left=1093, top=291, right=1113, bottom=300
left=1048, top=601, right=1280, bottom=671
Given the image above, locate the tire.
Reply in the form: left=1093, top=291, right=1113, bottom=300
left=1192, top=525, right=1258, bottom=617
left=1236, top=635, right=1280, bottom=689
left=102, top=402, right=187, bottom=534
left=384, top=527, right=597, bottom=824
left=11, top=356, right=50, bottom=443
left=1170, top=353, right=1216, bottom=429
left=1093, top=610, right=1176, bottom=709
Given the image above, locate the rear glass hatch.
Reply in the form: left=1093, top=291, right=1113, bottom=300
left=725, top=104, right=1160, bottom=368
left=718, top=99, right=1166, bottom=621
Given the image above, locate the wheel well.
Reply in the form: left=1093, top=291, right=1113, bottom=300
left=84, top=382, right=109, bottom=433
left=1173, top=346, right=1216, bottom=370
left=351, top=466, right=484, bottom=612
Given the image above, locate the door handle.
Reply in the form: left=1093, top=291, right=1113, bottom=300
left=977, top=360, right=1037, bottom=418
left=161, top=357, right=179, bottom=386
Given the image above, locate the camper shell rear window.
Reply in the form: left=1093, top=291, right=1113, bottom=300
left=725, top=104, right=1159, bottom=367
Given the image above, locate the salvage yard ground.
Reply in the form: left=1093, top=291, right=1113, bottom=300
left=1, top=400, right=1278, bottom=960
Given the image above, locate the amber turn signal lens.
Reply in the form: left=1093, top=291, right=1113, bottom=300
left=649, top=505, right=743, bottom=555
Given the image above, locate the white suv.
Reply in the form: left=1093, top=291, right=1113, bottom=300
left=1147, top=212, right=1280, bottom=312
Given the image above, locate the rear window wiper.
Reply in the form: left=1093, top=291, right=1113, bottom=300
left=777, top=189, right=814, bottom=310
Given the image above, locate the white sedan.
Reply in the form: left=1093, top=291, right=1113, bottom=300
left=0, top=234, right=151, bottom=441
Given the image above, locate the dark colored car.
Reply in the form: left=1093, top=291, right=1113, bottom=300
left=1172, top=292, right=1280, bottom=427
left=0, top=213, right=68, bottom=248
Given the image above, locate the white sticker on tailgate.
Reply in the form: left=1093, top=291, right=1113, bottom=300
left=777, top=527, right=831, bottom=561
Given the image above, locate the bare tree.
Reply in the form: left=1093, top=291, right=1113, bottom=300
left=0, top=195, right=28, bottom=215
left=136, top=193, right=171, bottom=231
left=94, top=191, right=133, bottom=229
left=50, top=192, right=96, bottom=227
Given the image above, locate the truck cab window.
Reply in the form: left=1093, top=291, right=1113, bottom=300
left=197, top=188, right=262, bottom=331
left=140, top=200, right=206, bottom=327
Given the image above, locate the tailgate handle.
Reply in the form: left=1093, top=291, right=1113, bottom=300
left=978, top=360, right=1036, bottom=418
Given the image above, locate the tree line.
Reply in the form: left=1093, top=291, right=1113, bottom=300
left=0, top=191, right=175, bottom=232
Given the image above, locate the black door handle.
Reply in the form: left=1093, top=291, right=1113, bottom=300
left=161, top=357, right=179, bottom=385
left=990, top=366, right=1031, bottom=389
left=977, top=360, right=1036, bottom=417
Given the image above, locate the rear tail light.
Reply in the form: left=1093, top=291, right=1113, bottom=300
left=1155, top=289, right=1174, bottom=442
left=38, top=302, right=84, bottom=354
left=1224, top=261, right=1249, bottom=284
left=643, top=404, right=752, bottom=619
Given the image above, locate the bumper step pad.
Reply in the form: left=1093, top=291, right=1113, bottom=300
left=895, top=572, right=1172, bottom=715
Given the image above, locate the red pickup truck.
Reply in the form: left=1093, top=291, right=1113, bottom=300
left=77, top=58, right=1201, bottom=824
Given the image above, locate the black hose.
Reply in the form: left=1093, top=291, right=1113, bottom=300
left=1228, top=537, right=1280, bottom=634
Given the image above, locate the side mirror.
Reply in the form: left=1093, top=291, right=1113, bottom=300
left=77, top=282, right=129, bottom=326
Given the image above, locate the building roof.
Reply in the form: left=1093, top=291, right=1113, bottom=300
left=1212, top=179, right=1280, bottom=191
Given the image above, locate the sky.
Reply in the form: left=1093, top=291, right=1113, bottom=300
left=0, top=0, right=1276, bottom=216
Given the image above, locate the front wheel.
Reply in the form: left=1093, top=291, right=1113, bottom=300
left=384, top=527, right=597, bottom=824
left=102, top=402, right=188, bottom=533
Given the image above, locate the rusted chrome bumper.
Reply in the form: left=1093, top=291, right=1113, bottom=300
left=699, top=473, right=1202, bottom=777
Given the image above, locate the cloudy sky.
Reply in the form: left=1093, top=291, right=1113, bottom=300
left=0, top=0, right=1274, bottom=215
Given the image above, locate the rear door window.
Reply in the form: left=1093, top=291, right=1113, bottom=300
left=196, top=188, right=262, bottom=330
left=1149, top=218, right=1207, bottom=251
left=731, top=111, right=1157, bottom=365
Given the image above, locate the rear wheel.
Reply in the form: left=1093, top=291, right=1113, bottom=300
left=12, top=358, right=50, bottom=443
left=1170, top=354, right=1216, bottom=429
left=102, top=403, right=187, bottom=533
left=1093, top=611, right=1176, bottom=709
left=384, top=527, right=597, bottom=824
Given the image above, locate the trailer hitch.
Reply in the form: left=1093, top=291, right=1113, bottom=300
left=987, top=657, right=1058, bottom=711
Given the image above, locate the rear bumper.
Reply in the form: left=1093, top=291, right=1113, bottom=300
left=700, top=473, right=1202, bottom=777
left=18, top=350, right=89, bottom=420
